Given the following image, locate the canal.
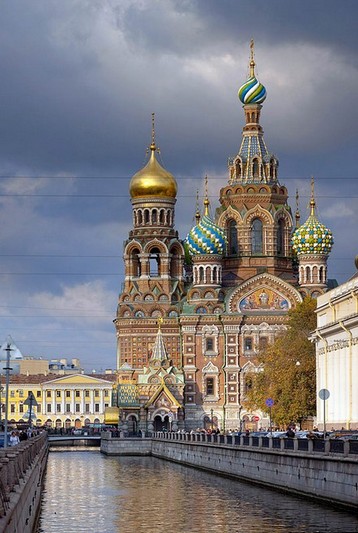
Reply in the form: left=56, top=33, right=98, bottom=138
left=36, top=449, right=358, bottom=533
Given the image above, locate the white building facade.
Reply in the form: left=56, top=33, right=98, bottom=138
left=313, top=268, right=358, bottom=430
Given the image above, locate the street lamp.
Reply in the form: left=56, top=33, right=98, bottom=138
left=0, top=385, right=4, bottom=428
left=210, top=408, right=214, bottom=431
left=3, top=337, right=14, bottom=449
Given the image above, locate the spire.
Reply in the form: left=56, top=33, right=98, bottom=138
left=150, top=320, right=169, bottom=362
left=249, top=38, right=256, bottom=77
left=295, top=189, right=301, bottom=228
left=203, top=175, right=210, bottom=216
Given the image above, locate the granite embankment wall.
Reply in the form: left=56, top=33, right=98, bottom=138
left=101, top=433, right=358, bottom=510
left=0, top=433, right=48, bottom=533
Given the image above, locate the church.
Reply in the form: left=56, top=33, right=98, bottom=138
left=112, top=42, right=334, bottom=434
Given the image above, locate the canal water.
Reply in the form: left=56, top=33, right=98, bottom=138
left=37, top=449, right=358, bottom=533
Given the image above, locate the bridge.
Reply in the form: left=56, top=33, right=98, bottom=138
left=48, top=435, right=101, bottom=447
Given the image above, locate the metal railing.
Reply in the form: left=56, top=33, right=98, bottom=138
left=151, top=431, right=358, bottom=458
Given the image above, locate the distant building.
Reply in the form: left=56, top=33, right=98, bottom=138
left=0, top=337, right=85, bottom=376
left=313, top=258, right=358, bottom=430
left=3, top=373, right=116, bottom=429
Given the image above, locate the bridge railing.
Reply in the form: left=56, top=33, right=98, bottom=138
left=0, top=432, right=48, bottom=518
left=151, top=431, right=358, bottom=458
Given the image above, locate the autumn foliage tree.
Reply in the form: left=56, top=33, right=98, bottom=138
left=244, top=296, right=317, bottom=428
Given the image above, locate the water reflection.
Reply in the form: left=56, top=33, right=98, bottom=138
left=37, top=451, right=358, bottom=533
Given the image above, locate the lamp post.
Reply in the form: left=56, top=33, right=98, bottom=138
left=0, top=385, right=4, bottom=428
left=210, top=408, right=214, bottom=431
left=3, top=338, right=14, bottom=449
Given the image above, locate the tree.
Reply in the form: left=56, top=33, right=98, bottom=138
left=244, top=296, right=317, bottom=428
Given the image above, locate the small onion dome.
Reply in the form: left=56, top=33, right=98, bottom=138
left=185, top=214, right=227, bottom=256
left=292, top=200, right=333, bottom=256
left=238, top=76, right=267, bottom=105
left=129, top=144, right=177, bottom=199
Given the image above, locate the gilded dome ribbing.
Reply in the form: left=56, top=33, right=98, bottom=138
left=129, top=144, right=177, bottom=199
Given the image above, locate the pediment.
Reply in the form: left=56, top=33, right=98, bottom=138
left=202, top=361, right=219, bottom=374
left=43, top=374, right=113, bottom=385
left=228, top=273, right=302, bottom=314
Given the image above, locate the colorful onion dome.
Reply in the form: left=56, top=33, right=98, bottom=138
left=238, top=76, right=267, bottom=105
left=129, top=114, right=177, bottom=200
left=292, top=197, right=333, bottom=256
left=185, top=197, right=227, bottom=256
left=238, top=40, right=266, bottom=105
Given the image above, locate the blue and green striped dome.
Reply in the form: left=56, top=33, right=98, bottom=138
left=292, top=214, right=333, bottom=256
left=186, top=215, right=227, bottom=256
left=238, top=76, right=267, bottom=105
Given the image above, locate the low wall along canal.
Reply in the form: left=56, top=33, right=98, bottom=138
left=101, top=432, right=358, bottom=511
left=0, top=433, right=48, bottom=533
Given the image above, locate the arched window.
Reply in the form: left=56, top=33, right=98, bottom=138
left=251, top=218, right=263, bottom=254
left=228, top=219, right=238, bottom=255
left=144, top=209, right=150, bottom=224
left=149, top=247, right=160, bottom=277
left=206, top=377, right=214, bottom=396
left=152, top=209, right=157, bottom=224
left=235, top=160, right=241, bottom=179
left=133, top=250, right=141, bottom=277
left=277, top=219, right=285, bottom=256
left=253, top=159, right=259, bottom=179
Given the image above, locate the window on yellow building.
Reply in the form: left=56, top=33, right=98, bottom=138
left=47, top=391, right=51, bottom=398
left=56, top=391, right=61, bottom=398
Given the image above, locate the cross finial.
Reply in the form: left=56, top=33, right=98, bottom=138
left=151, top=112, right=156, bottom=150
left=203, top=175, right=210, bottom=216
left=195, top=189, right=200, bottom=224
left=249, top=38, right=256, bottom=77
left=310, top=176, right=316, bottom=215
left=295, top=188, right=301, bottom=228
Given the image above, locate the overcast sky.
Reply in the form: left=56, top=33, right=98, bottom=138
left=0, top=0, right=357, bottom=371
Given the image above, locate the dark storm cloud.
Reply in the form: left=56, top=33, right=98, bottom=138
left=0, top=0, right=356, bottom=370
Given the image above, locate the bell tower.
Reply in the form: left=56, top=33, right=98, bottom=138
left=114, top=115, right=185, bottom=369
left=217, top=40, right=294, bottom=286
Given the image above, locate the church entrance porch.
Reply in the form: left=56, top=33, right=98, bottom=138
left=154, top=414, right=170, bottom=432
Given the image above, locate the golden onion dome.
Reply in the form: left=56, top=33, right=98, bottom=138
left=129, top=143, right=177, bottom=200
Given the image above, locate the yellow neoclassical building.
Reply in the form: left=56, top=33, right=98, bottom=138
left=4, top=373, right=116, bottom=428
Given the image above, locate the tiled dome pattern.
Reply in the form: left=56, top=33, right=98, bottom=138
left=292, top=215, right=333, bottom=255
left=186, top=215, right=227, bottom=256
